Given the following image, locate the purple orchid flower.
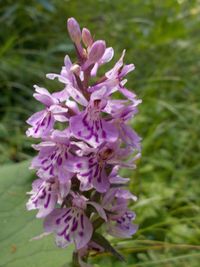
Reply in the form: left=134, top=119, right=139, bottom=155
left=105, top=98, right=142, bottom=150
left=31, top=130, right=76, bottom=183
left=26, top=85, right=69, bottom=138
left=26, top=178, right=70, bottom=218
left=70, top=89, right=118, bottom=146
left=26, top=17, right=142, bottom=266
left=44, top=207, right=92, bottom=249
left=90, top=47, right=114, bottom=77
left=44, top=193, right=106, bottom=249
left=70, top=141, right=136, bottom=193
left=47, top=55, right=89, bottom=107
left=101, top=188, right=138, bottom=238
left=89, top=50, right=136, bottom=100
left=26, top=178, right=59, bottom=218
left=107, top=211, right=138, bottom=238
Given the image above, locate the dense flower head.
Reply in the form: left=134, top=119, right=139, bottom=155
left=26, top=17, right=141, bottom=266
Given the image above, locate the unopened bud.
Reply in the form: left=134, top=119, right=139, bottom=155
left=67, top=17, right=81, bottom=44
left=82, top=28, right=93, bottom=47
left=88, top=40, right=106, bottom=64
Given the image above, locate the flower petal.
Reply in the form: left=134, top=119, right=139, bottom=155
left=44, top=208, right=93, bottom=249
left=87, top=201, right=107, bottom=221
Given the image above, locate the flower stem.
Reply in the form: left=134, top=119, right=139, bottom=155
left=72, top=251, right=81, bottom=267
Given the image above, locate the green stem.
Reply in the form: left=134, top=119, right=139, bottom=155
left=72, top=252, right=81, bottom=267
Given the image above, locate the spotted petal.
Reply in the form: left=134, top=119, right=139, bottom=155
left=26, top=179, right=58, bottom=218
left=26, top=110, right=54, bottom=138
left=70, top=112, right=118, bottom=146
left=44, top=208, right=93, bottom=249
left=107, top=211, right=138, bottom=238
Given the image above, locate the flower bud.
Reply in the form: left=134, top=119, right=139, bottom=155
left=82, top=28, right=93, bottom=47
left=88, top=40, right=106, bottom=64
left=67, top=17, right=81, bottom=44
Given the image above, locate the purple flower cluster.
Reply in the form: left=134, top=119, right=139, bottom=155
left=26, top=17, right=141, bottom=265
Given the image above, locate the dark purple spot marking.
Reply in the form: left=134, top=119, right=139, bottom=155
left=41, top=116, right=47, bottom=126
left=64, top=233, right=70, bottom=241
left=58, top=224, right=70, bottom=236
left=76, top=163, right=82, bottom=169
left=46, top=113, right=51, bottom=127
left=57, top=156, right=62, bottom=166
left=56, top=218, right=61, bottom=225
left=94, top=165, right=99, bottom=177
left=34, top=124, right=40, bottom=134
left=102, top=130, right=106, bottom=139
left=89, top=158, right=93, bottom=163
left=51, top=152, right=56, bottom=160
left=40, top=189, right=46, bottom=199
left=64, top=215, right=72, bottom=223
left=65, top=151, right=68, bottom=159
left=44, top=194, right=51, bottom=208
left=49, top=165, right=54, bottom=176
left=81, top=171, right=92, bottom=177
left=42, top=165, right=50, bottom=172
left=95, top=121, right=100, bottom=130
left=71, top=220, right=78, bottom=232
left=62, top=209, right=71, bottom=218
left=41, top=158, right=48, bottom=164
left=94, top=132, right=99, bottom=143
left=79, top=231, right=84, bottom=237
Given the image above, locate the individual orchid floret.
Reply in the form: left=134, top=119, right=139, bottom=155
left=102, top=188, right=137, bottom=217
left=26, top=109, right=54, bottom=138
left=90, top=47, right=114, bottom=76
left=26, top=86, right=69, bottom=138
left=47, top=55, right=89, bottom=107
left=89, top=50, right=136, bottom=100
left=70, top=88, right=118, bottom=147
left=31, top=130, right=75, bottom=183
left=43, top=193, right=106, bottom=250
left=108, top=165, right=130, bottom=184
left=26, top=179, right=58, bottom=218
left=71, top=141, right=136, bottom=193
left=26, top=178, right=69, bottom=218
left=105, top=49, right=135, bottom=80
left=105, top=98, right=142, bottom=150
left=101, top=188, right=138, bottom=238
left=107, top=211, right=138, bottom=238
left=44, top=207, right=93, bottom=249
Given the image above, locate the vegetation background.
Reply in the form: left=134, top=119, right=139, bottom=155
left=0, top=0, right=199, bottom=266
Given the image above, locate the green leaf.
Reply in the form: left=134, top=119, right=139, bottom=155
left=0, top=161, right=73, bottom=267
left=92, top=232, right=125, bottom=262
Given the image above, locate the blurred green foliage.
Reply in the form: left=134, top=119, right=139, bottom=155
left=0, top=0, right=200, bottom=266
left=0, top=161, right=73, bottom=267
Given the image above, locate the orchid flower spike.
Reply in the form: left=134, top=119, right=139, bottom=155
left=26, top=17, right=141, bottom=267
